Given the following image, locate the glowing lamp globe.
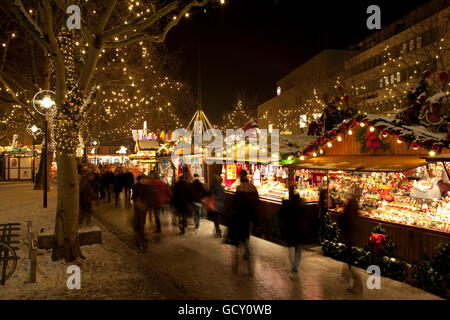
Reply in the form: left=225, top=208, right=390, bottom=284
left=41, top=96, right=55, bottom=109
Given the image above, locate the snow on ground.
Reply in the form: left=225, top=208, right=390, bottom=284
left=0, top=182, right=179, bottom=299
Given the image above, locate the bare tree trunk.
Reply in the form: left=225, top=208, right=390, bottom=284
left=33, top=149, right=52, bottom=191
left=52, top=152, right=82, bottom=261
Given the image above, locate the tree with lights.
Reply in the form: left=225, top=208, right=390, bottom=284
left=219, top=91, right=258, bottom=130
left=1, top=0, right=222, bottom=261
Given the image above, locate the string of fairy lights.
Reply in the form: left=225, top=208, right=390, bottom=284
left=0, top=1, right=230, bottom=147
left=261, top=25, right=449, bottom=133
left=219, top=100, right=253, bottom=131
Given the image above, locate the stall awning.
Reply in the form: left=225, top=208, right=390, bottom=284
left=422, top=153, right=450, bottom=162
left=285, top=156, right=428, bottom=172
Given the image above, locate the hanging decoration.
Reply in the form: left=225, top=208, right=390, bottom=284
left=355, top=125, right=390, bottom=153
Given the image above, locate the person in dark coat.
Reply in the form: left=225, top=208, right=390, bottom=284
left=191, top=174, right=207, bottom=233
left=341, top=186, right=363, bottom=293
left=279, top=186, right=306, bottom=273
left=123, top=169, right=135, bottom=208
left=78, top=171, right=95, bottom=226
left=208, top=174, right=224, bottom=237
left=173, top=174, right=193, bottom=234
left=113, top=168, right=126, bottom=207
left=132, top=175, right=156, bottom=249
left=102, top=167, right=114, bottom=202
left=228, top=170, right=259, bottom=275
left=318, top=181, right=328, bottom=243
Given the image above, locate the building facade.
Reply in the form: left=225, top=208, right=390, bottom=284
left=257, top=49, right=355, bottom=135
left=342, top=0, right=450, bottom=116
left=257, top=0, right=450, bottom=133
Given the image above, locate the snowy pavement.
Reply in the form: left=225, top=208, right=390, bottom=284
left=93, top=196, right=442, bottom=300
left=0, top=182, right=183, bottom=299
left=0, top=182, right=443, bottom=300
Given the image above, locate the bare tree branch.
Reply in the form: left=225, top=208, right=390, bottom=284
left=5, top=0, right=51, bottom=55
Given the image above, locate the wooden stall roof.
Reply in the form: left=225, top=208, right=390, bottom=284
left=285, top=155, right=428, bottom=172
left=423, top=153, right=450, bottom=162
left=136, top=140, right=160, bottom=151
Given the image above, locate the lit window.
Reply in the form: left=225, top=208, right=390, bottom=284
left=396, top=71, right=401, bottom=82
left=390, top=74, right=395, bottom=84
left=277, top=86, right=281, bottom=96
left=402, top=42, right=407, bottom=54
left=384, top=76, right=389, bottom=86
left=416, top=36, right=422, bottom=49
left=409, top=39, right=415, bottom=51
left=299, top=114, right=307, bottom=128
left=379, top=78, right=384, bottom=88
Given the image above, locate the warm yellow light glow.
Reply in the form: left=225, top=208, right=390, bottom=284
left=327, top=142, right=332, bottom=148
left=429, top=151, right=436, bottom=157
left=369, top=127, right=375, bottom=132
left=31, top=125, right=38, bottom=133
left=300, top=156, right=305, bottom=161
left=313, top=152, right=317, bottom=157
left=337, top=136, right=342, bottom=142
left=397, top=139, right=402, bottom=144
left=41, top=96, right=55, bottom=109
left=348, top=129, right=353, bottom=135
left=360, top=123, right=365, bottom=127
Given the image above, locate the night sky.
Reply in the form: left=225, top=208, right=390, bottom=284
left=166, top=0, right=431, bottom=124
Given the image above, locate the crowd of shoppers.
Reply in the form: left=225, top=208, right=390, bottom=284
left=77, top=162, right=362, bottom=287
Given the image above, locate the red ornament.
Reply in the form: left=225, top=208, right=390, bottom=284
left=369, top=233, right=387, bottom=256
left=438, top=71, right=449, bottom=82
left=422, top=69, right=432, bottom=79
left=333, top=97, right=341, bottom=104
left=343, top=94, right=349, bottom=104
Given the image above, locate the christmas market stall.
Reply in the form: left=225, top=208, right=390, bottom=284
left=206, top=135, right=322, bottom=244
left=287, top=113, right=449, bottom=263
left=0, top=146, right=39, bottom=181
left=86, top=145, right=129, bottom=165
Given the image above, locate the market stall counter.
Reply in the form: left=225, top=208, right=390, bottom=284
left=208, top=163, right=322, bottom=245
left=286, top=114, right=450, bottom=263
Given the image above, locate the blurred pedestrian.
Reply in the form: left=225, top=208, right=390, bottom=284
left=124, top=168, right=135, bottom=208
left=173, top=174, right=192, bottom=234
left=148, top=171, right=173, bottom=233
left=113, top=168, right=125, bottom=208
left=341, top=186, right=363, bottom=293
left=279, top=186, right=306, bottom=273
left=102, top=166, right=114, bottom=202
left=208, top=174, right=224, bottom=237
left=228, top=170, right=259, bottom=276
left=318, top=180, right=328, bottom=243
left=191, top=174, right=206, bottom=233
left=92, top=167, right=101, bottom=205
left=132, top=175, right=156, bottom=250
left=78, top=171, right=95, bottom=226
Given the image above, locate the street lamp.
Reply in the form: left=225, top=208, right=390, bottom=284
left=26, top=124, right=42, bottom=183
left=33, top=90, right=56, bottom=208
left=91, top=139, right=100, bottom=165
